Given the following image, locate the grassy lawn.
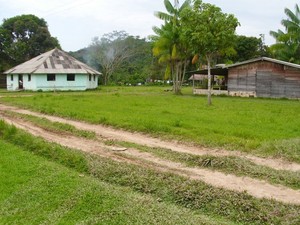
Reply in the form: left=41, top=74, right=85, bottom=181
left=0, top=86, right=299, bottom=162
left=0, top=139, right=228, bottom=225
left=3, top=111, right=96, bottom=139
left=0, top=121, right=299, bottom=225
left=3, top=110, right=299, bottom=191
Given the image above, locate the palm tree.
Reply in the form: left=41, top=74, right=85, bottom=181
left=270, top=4, right=300, bottom=63
left=282, top=4, right=300, bottom=38
left=152, top=0, right=191, bottom=94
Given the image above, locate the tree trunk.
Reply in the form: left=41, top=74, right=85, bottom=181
left=173, top=61, right=180, bottom=94
left=104, top=75, right=107, bottom=85
left=181, top=59, right=188, bottom=86
left=175, top=62, right=179, bottom=94
left=206, top=55, right=212, bottom=105
left=171, top=61, right=176, bottom=92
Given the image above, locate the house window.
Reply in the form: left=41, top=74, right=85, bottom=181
left=11, top=75, right=13, bottom=81
left=93, top=74, right=96, bottom=81
left=67, top=74, right=75, bottom=81
left=47, top=74, right=56, bottom=81
left=89, top=74, right=91, bottom=81
left=28, top=74, right=31, bottom=82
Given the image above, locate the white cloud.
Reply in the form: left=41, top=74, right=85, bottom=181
left=0, top=0, right=298, bottom=51
left=208, top=0, right=298, bottom=44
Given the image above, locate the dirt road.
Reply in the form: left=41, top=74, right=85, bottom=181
left=0, top=103, right=300, bottom=205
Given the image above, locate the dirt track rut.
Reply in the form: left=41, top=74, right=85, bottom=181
left=0, top=103, right=300, bottom=205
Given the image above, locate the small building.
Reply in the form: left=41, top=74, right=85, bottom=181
left=227, top=57, right=300, bottom=98
left=188, top=74, right=207, bottom=89
left=190, top=57, right=300, bottom=98
left=188, top=74, right=207, bottom=82
left=188, top=74, right=226, bottom=88
left=4, top=48, right=101, bottom=91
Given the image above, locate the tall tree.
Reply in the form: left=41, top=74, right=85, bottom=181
left=220, top=35, right=270, bottom=64
left=0, top=14, right=60, bottom=71
left=89, top=31, right=148, bottom=85
left=152, top=0, right=191, bottom=94
left=112, top=37, right=153, bottom=85
left=181, top=0, right=239, bottom=105
left=270, top=4, right=300, bottom=63
left=231, top=35, right=262, bottom=62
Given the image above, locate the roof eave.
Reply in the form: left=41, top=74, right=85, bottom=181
left=3, top=48, right=101, bottom=75
left=226, top=57, right=300, bottom=69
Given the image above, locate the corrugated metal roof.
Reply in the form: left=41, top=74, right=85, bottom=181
left=187, top=57, right=300, bottom=76
left=4, top=48, right=101, bottom=75
left=188, top=74, right=207, bottom=80
left=226, top=57, right=300, bottom=69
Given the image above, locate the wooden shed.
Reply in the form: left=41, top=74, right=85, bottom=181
left=227, top=57, right=300, bottom=98
left=190, top=57, right=300, bottom=98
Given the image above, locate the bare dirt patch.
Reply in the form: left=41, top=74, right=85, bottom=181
left=1, top=103, right=300, bottom=205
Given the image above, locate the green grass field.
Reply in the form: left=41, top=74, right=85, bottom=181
left=0, top=138, right=227, bottom=225
left=0, top=121, right=299, bottom=225
left=1, top=86, right=299, bottom=162
left=3, top=110, right=299, bottom=191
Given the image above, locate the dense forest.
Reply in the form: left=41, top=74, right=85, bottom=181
left=70, top=31, right=268, bottom=86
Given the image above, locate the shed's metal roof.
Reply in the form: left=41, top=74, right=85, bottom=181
left=188, top=74, right=207, bottom=80
left=187, top=57, right=300, bottom=76
left=227, top=57, right=300, bottom=69
left=4, top=48, right=101, bottom=75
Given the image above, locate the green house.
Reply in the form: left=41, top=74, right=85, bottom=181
left=4, top=48, right=101, bottom=91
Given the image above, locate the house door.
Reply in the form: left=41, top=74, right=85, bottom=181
left=18, top=74, right=23, bottom=89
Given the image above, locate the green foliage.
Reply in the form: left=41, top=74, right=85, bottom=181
left=180, top=0, right=239, bottom=104
left=181, top=1, right=239, bottom=57
left=270, top=4, right=300, bottom=63
left=152, top=0, right=191, bottom=94
left=86, top=31, right=153, bottom=85
left=113, top=39, right=153, bottom=85
left=228, top=35, right=265, bottom=62
left=0, top=14, right=60, bottom=71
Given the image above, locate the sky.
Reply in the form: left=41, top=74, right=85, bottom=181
left=0, top=0, right=298, bottom=52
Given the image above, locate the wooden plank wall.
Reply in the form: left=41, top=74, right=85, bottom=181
left=228, top=61, right=300, bottom=98
left=228, top=68, right=238, bottom=91
left=228, top=63, right=258, bottom=92
left=285, top=69, right=300, bottom=98
left=256, top=71, right=272, bottom=98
